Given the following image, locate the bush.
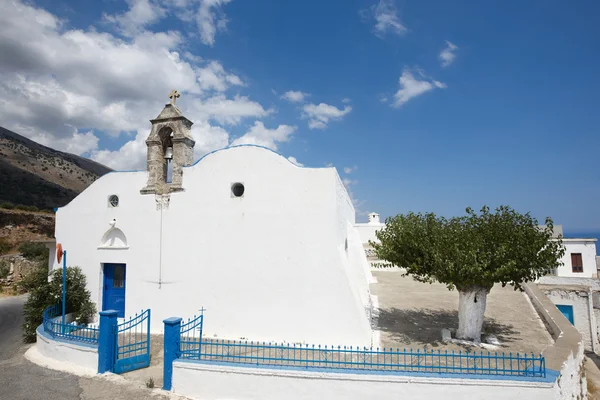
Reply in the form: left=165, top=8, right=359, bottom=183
left=15, top=205, right=39, bottom=212
left=0, top=261, right=9, bottom=279
left=0, top=238, right=11, bottom=255
left=22, top=265, right=97, bottom=343
left=18, top=242, right=48, bottom=261
left=0, top=202, right=14, bottom=209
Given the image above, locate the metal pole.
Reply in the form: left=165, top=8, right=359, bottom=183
left=62, top=250, right=67, bottom=327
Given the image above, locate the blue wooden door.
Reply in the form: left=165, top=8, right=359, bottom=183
left=103, top=263, right=126, bottom=318
left=556, top=304, right=574, bottom=325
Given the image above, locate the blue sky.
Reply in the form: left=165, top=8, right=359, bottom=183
left=1, top=0, right=598, bottom=230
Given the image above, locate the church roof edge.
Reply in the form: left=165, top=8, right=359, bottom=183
left=185, top=144, right=328, bottom=170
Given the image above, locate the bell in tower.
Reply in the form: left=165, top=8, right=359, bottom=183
left=141, top=90, right=195, bottom=195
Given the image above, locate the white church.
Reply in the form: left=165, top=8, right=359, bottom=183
left=51, top=93, right=376, bottom=346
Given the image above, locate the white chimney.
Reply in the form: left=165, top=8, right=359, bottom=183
left=368, top=212, right=380, bottom=225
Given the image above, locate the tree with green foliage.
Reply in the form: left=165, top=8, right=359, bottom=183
left=18, top=241, right=48, bottom=261
left=372, top=206, right=564, bottom=341
left=21, top=265, right=96, bottom=343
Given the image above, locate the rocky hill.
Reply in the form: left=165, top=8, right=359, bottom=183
left=0, top=126, right=111, bottom=210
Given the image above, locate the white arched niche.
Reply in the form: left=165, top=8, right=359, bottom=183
left=98, top=227, right=129, bottom=249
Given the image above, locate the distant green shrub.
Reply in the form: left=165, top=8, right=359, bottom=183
left=0, top=261, right=9, bottom=279
left=14, top=204, right=39, bottom=212
left=0, top=202, right=14, bottom=209
left=0, top=238, right=10, bottom=255
left=18, top=242, right=48, bottom=261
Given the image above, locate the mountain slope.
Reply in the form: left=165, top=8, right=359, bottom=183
left=0, top=127, right=112, bottom=210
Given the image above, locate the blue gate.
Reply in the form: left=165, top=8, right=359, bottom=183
left=113, top=309, right=151, bottom=374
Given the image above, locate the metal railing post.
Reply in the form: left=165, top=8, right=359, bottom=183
left=61, top=250, right=67, bottom=332
left=98, top=310, right=118, bottom=373
left=163, top=317, right=182, bottom=391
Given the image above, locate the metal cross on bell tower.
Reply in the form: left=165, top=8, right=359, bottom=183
left=168, top=89, right=180, bottom=105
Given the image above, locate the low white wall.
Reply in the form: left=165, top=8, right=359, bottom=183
left=36, top=325, right=98, bottom=373
left=171, top=361, right=556, bottom=400
left=524, top=284, right=587, bottom=399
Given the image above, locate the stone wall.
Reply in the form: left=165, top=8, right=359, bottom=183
left=0, top=254, right=39, bottom=290
left=541, top=287, right=596, bottom=352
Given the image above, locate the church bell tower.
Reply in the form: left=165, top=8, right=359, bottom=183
left=141, top=90, right=195, bottom=195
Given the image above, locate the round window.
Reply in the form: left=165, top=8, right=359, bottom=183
left=231, top=183, right=245, bottom=197
left=108, top=195, right=119, bottom=207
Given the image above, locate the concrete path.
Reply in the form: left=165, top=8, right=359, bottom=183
left=372, top=270, right=553, bottom=353
left=0, top=295, right=173, bottom=400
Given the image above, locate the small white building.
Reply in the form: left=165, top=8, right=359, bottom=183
left=51, top=98, right=375, bottom=346
left=354, top=212, right=385, bottom=245
left=556, top=238, right=598, bottom=278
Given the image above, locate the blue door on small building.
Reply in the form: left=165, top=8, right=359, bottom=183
left=103, top=263, right=126, bottom=318
left=556, top=304, right=574, bottom=325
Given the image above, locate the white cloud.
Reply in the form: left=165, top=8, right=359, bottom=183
left=192, top=95, right=272, bottom=125
left=392, top=68, right=446, bottom=108
left=32, top=129, right=100, bottom=156
left=103, top=0, right=166, bottom=36
left=281, top=90, right=309, bottom=103
left=302, top=103, right=352, bottom=129
left=231, top=121, right=296, bottom=151
left=287, top=156, right=304, bottom=167
left=104, top=0, right=232, bottom=46
left=196, top=61, right=244, bottom=92
left=0, top=0, right=274, bottom=169
left=195, top=0, right=232, bottom=46
left=439, top=41, right=458, bottom=67
left=343, top=166, right=357, bottom=174
left=342, top=98, right=351, bottom=104
left=362, top=0, right=407, bottom=38
left=325, top=162, right=334, bottom=167
left=342, top=178, right=357, bottom=187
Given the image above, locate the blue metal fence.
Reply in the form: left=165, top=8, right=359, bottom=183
left=42, top=304, right=99, bottom=345
left=180, top=310, right=204, bottom=359
left=113, top=309, right=151, bottom=374
left=173, top=311, right=546, bottom=378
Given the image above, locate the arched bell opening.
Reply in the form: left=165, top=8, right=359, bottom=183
left=158, top=127, right=174, bottom=184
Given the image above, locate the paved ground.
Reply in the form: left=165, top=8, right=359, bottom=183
left=0, top=295, right=172, bottom=400
left=371, top=270, right=553, bottom=354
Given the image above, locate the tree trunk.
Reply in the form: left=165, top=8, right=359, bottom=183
left=456, top=286, right=490, bottom=342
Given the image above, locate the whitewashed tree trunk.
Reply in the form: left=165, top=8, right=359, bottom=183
left=456, top=286, right=490, bottom=341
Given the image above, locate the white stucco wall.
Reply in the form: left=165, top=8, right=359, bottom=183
left=53, top=146, right=373, bottom=346
left=171, top=361, right=557, bottom=400
left=551, top=340, right=586, bottom=399
left=35, top=325, right=98, bottom=373
left=354, top=223, right=384, bottom=245
left=556, top=239, right=598, bottom=278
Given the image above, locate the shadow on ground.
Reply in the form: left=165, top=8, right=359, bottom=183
left=376, top=307, right=519, bottom=347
